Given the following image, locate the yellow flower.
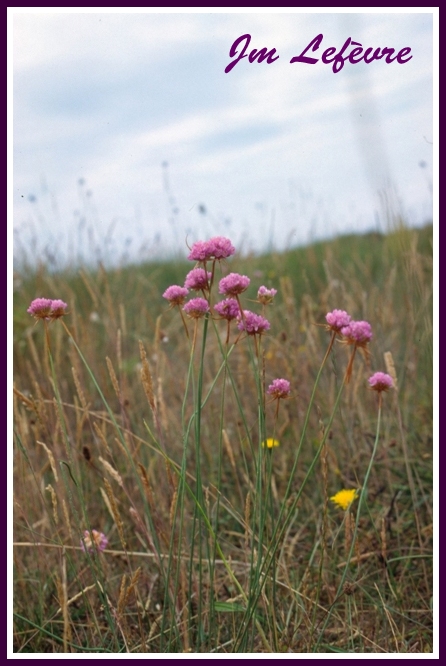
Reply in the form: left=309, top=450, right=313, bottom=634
left=330, top=488, right=358, bottom=510
left=263, top=438, right=280, bottom=449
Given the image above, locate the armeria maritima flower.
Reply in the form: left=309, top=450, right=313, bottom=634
left=187, top=236, right=235, bottom=262
left=184, top=268, right=212, bottom=291
left=214, top=298, right=240, bottom=321
left=330, top=489, right=358, bottom=511
left=183, top=297, right=210, bottom=319
left=27, top=298, right=53, bottom=319
left=237, top=310, right=270, bottom=336
left=163, top=285, right=189, bottom=306
left=341, top=320, right=373, bottom=346
left=80, top=529, right=108, bottom=554
left=267, top=378, right=291, bottom=400
left=219, top=273, right=250, bottom=297
left=325, top=309, right=351, bottom=333
left=368, top=372, right=393, bottom=392
left=257, top=286, right=277, bottom=305
left=27, top=298, right=68, bottom=320
left=50, top=299, right=68, bottom=319
left=340, top=320, right=373, bottom=383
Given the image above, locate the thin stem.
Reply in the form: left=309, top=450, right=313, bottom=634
left=313, top=397, right=383, bottom=650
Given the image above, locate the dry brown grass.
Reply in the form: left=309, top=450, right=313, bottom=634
left=13, top=226, right=433, bottom=653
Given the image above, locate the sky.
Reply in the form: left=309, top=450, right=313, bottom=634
left=12, top=9, right=435, bottom=268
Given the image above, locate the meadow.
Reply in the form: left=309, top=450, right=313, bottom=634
left=12, top=223, right=433, bottom=653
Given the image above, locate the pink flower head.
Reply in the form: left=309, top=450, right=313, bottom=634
left=325, top=309, right=351, bottom=332
left=341, top=320, right=373, bottom=346
left=188, top=236, right=235, bottom=262
left=163, top=285, right=189, bottom=306
left=183, top=297, right=210, bottom=319
left=81, top=529, right=108, bottom=554
left=237, top=310, right=270, bottom=336
left=214, top=298, right=240, bottom=321
left=184, top=268, right=212, bottom=291
left=219, top=273, right=250, bottom=297
left=27, top=298, right=53, bottom=319
left=207, top=236, right=236, bottom=259
left=267, top=378, right=291, bottom=399
left=50, top=299, right=68, bottom=318
left=257, top=286, right=277, bottom=304
left=368, top=372, right=393, bottom=392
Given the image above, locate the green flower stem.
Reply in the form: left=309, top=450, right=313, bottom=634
left=235, top=365, right=347, bottom=651
left=313, top=399, right=383, bottom=651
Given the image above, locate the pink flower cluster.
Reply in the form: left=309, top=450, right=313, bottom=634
left=368, top=372, right=393, bottom=392
left=188, top=236, right=235, bottom=262
left=257, top=286, right=277, bottom=304
left=163, top=237, right=276, bottom=337
left=214, top=298, right=240, bottom=321
left=237, top=310, right=270, bottom=336
left=163, top=285, right=189, bottom=305
left=341, top=320, right=373, bottom=345
left=267, top=378, right=291, bottom=399
left=80, top=529, right=108, bottom=554
left=27, top=298, right=68, bottom=320
left=325, top=310, right=372, bottom=345
left=325, top=309, right=351, bottom=332
left=184, top=268, right=212, bottom=291
left=183, top=297, right=210, bottom=319
left=219, top=273, right=250, bottom=297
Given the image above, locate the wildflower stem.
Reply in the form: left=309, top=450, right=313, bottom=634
left=313, top=400, right=383, bottom=650
left=234, top=359, right=348, bottom=651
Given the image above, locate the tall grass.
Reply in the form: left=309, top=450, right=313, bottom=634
left=13, top=225, right=433, bottom=653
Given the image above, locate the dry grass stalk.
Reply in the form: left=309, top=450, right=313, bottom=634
left=100, top=486, right=114, bottom=521
left=13, top=387, right=34, bottom=411
left=37, top=441, right=59, bottom=482
left=62, top=500, right=73, bottom=541
left=137, top=463, right=155, bottom=509
left=139, top=340, right=157, bottom=413
left=157, top=376, right=168, bottom=433
left=165, top=459, right=176, bottom=491
left=52, top=398, right=68, bottom=456
left=99, top=456, right=124, bottom=487
left=71, top=366, right=87, bottom=409
left=103, top=478, right=127, bottom=549
left=45, top=484, right=58, bottom=524
left=26, top=329, right=42, bottom=374
left=117, top=573, right=128, bottom=616
left=384, top=351, right=398, bottom=390
left=169, top=489, right=178, bottom=527
left=106, top=356, right=121, bottom=400
left=33, top=380, right=48, bottom=423
left=124, top=567, right=142, bottom=608
left=93, top=421, right=112, bottom=456
left=119, top=303, right=127, bottom=338
left=114, top=436, right=130, bottom=460
left=55, top=584, right=96, bottom=614
left=117, top=328, right=123, bottom=372
left=222, top=429, right=236, bottom=470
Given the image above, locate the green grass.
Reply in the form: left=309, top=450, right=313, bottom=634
left=13, top=224, right=433, bottom=653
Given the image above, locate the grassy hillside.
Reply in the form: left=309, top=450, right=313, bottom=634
left=13, top=224, right=433, bottom=653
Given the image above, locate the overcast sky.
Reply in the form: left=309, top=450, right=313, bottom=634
left=12, top=9, right=434, bottom=267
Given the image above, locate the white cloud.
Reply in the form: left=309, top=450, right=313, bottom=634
left=12, top=10, right=434, bottom=265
